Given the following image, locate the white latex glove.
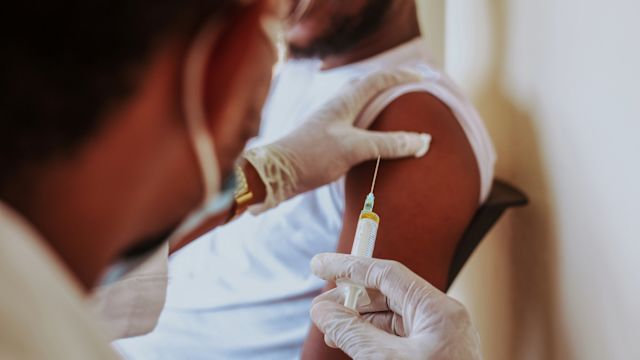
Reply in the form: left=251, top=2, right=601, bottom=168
left=309, top=253, right=482, bottom=360
left=243, top=69, right=431, bottom=213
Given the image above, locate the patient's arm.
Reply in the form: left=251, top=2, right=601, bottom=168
left=301, top=92, right=481, bottom=359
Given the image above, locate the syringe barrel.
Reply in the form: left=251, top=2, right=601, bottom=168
left=340, top=210, right=380, bottom=310
left=351, top=211, right=380, bottom=257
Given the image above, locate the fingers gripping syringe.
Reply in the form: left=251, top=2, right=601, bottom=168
left=337, top=156, right=382, bottom=310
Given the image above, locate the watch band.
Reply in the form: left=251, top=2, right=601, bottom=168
left=234, top=164, right=254, bottom=213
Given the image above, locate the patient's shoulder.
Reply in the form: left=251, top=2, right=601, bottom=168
left=366, top=90, right=481, bottom=206
left=339, top=91, right=481, bottom=290
left=372, top=91, right=465, bottom=141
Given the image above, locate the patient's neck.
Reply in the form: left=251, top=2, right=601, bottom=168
left=321, top=8, right=421, bottom=70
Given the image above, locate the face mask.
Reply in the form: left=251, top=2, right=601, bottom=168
left=100, top=177, right=236, bottom=287
left=100, top=19, right=233, bottom=286
left=100, top=7, right=284, bottom=286
left=99, top=175, right=236, bottom=286
left=100, top=247, right=160, bottom=286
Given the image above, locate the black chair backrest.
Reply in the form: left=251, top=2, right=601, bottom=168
left=446, top=179, right=528, bottom=290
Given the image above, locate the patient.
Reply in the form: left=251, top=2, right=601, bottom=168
left=115, top=0, right=495, bottom=359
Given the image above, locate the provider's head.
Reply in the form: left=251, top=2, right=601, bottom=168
left=0, top=0, right=283, bottom=288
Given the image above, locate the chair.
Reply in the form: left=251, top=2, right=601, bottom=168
left=446, top=179, right=528, bottom=290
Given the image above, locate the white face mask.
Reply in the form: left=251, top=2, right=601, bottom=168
left=101, top=19, right=233, bottom=286
left=100, top=9, right=284, bottom=286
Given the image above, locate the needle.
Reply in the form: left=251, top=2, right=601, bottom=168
left=370, top=155, right=381, bottom=194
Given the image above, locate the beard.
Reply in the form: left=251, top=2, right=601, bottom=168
left=288, top=0, right=393, bottom=59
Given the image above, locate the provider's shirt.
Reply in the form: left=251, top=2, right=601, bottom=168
left=0, top=201, right=118, bottom=359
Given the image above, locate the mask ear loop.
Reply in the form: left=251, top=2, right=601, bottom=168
left=289, top=0, right=314, bottom=21
left=166, top=19, right=224, bottom=246
left=183, top=18, right=224, bottom=202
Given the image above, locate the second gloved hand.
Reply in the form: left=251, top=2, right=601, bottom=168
left=243, top=69, right=431, bottom=213
left=309, top=253, right=482, bottom=360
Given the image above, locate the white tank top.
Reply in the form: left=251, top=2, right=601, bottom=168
left=115, top=38, right=496, bottom=360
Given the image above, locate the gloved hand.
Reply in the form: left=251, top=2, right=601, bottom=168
left=243, top=70, right=431, bottom=213
left=309, top=253, right=482, bottom=360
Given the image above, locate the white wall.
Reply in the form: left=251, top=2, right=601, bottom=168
left=419, top=0, right=640, bottom=359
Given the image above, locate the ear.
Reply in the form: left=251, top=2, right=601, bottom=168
left=201, top=1, right=269, bottom=133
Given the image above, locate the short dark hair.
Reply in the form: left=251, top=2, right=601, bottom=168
left=0, top=1, right=234, bottom=188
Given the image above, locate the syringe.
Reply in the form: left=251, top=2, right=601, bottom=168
left=338, top=156, right=382, bottom=310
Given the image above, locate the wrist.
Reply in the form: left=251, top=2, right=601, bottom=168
left=242, top=145, right=298, bottom=213
left=241, top=161, right=267, bottom=206
left=231, top=160, right=267, bottom=218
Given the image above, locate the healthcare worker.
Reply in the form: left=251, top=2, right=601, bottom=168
left=0, top=0, right=481, bottom=359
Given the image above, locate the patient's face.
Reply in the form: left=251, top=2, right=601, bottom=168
left=285, top=0, right=392, bottom=58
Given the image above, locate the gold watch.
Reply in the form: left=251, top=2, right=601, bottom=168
left=234, top=164, right=254, bottom=213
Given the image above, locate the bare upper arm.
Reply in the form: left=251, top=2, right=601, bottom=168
left=338, top=91, right=480, bottom=289
left=301, top=91, right=481, bottom=360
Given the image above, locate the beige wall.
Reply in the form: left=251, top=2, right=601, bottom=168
left=418, top=0, right=640, bottom=359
